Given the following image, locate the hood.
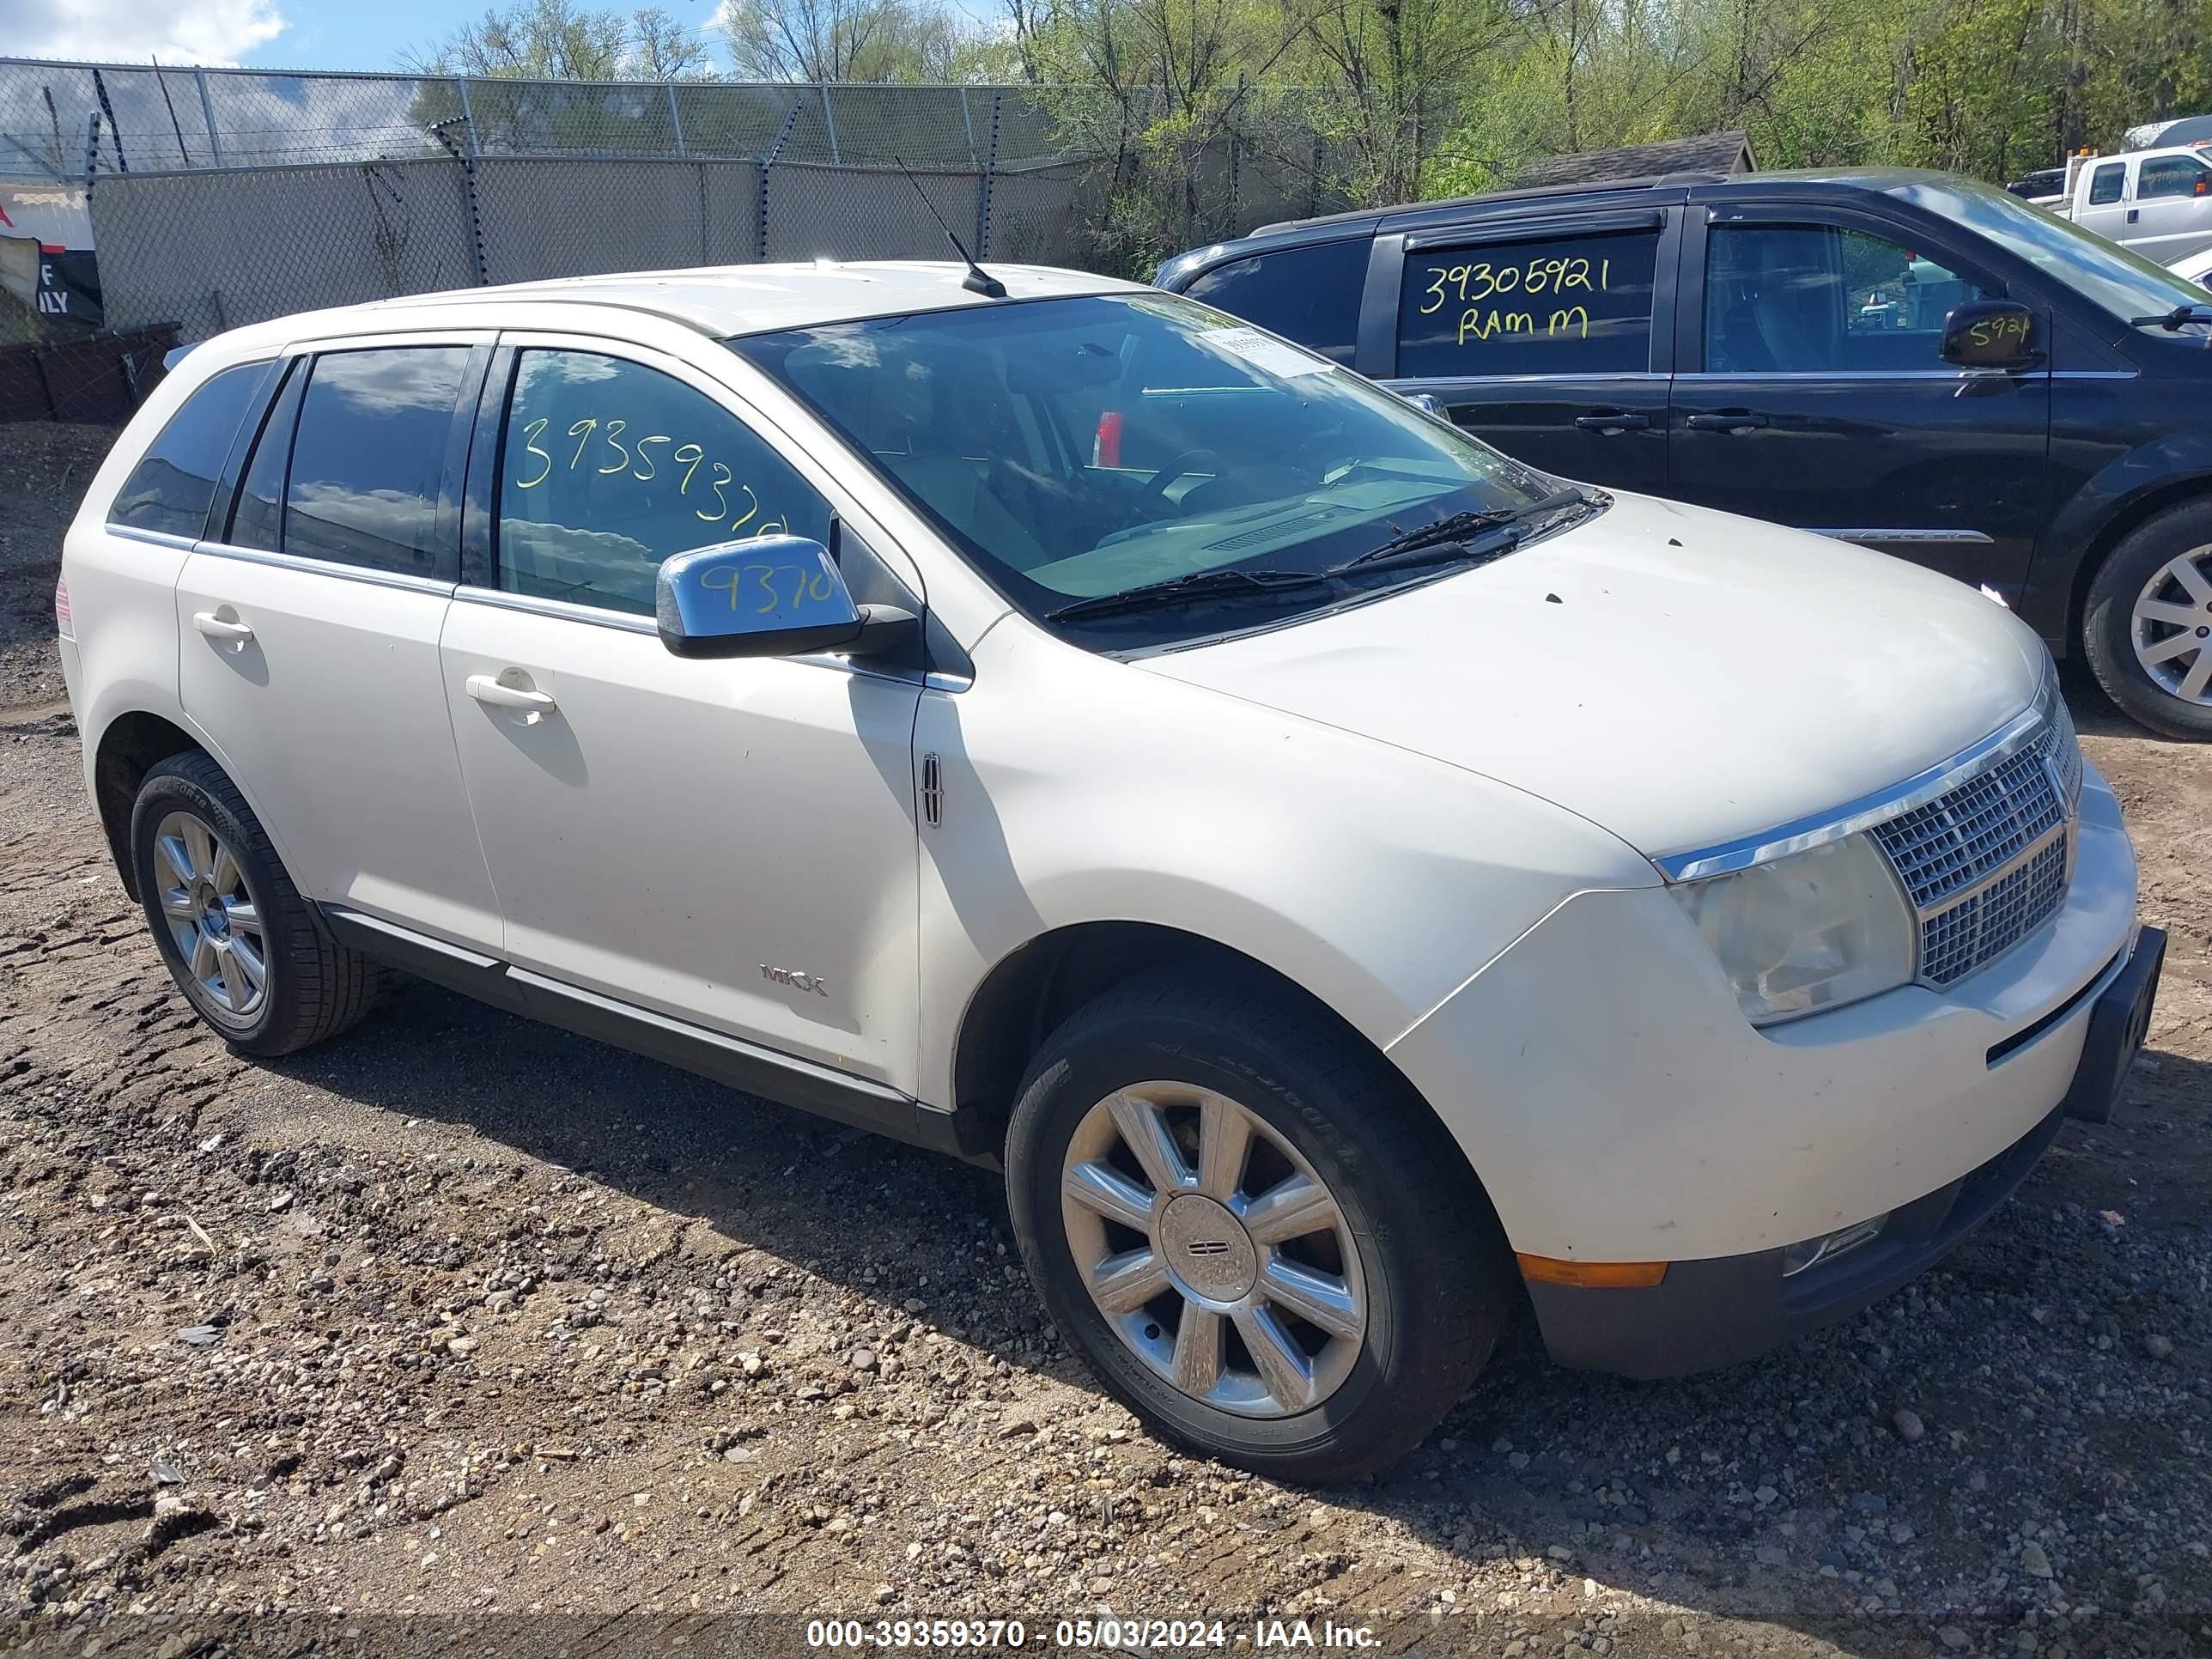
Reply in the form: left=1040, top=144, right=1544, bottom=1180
left=1137, top=492, right=2045, bottom=863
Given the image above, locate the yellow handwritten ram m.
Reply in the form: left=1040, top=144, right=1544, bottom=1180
left=1457, top=309, right=1535, bottom=345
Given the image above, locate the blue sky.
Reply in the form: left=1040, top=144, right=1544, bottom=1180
left=246, top=0, right=727, bottom=73
left=4, top=0, right=999, bottom=75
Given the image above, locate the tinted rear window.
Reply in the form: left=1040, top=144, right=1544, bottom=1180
left=282, top=348, right=468, bottom=578
left=107, top=363, right=265, bottom=538
left=1181, top=239, right=1370, bottom=366
left=1397, top=228, right=1660, bottom=378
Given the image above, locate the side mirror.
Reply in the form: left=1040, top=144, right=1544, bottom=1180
left=655, top=536, right=915, bottom=660
left=1398, top=390, right=1445, bottom=419
left=1941, top=300, right=2039, bottom=368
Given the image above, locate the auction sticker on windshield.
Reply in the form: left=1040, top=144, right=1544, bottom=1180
left=1195, top=325, right=1332, bottom=377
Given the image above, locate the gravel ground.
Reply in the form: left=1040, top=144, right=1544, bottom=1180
left=1, top=421, right=2208, bottom=1656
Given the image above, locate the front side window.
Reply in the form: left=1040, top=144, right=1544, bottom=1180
left=495, top=350, right=830, bottom=615
left=1887, top=175, right=2212, bottom=327
left=1396, top=228, right=1661, bottom=378
left=1704, top=224, right=2000, bottom=372
left=281, top=347, right=469, bottom=577
left=733, top=293, right=1572, bottom=651
left=1181, top=239, right=1370, bottom=367
left=2137, top=155, right=2209, bottom=200
left=107, top=362, right=265, bottom=538
left=2088, top=163, right=2127, bottom=205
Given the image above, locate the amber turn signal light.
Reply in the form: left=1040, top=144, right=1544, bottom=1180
left=1516, top=1254, right=1668, bottom=1289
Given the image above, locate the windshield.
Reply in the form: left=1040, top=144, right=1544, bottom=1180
left=1890, top=174, right=2212, bottom=325
left=730, top=293, right=1566, bottom=647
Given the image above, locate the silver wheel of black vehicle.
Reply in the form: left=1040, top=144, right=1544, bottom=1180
left=2130, top=544, right=2212, bottom=706
left=151, top=809, right=269, bottom=1023
left=1060, top=1082, right=1368, bottom=1418
left=2084, top=506, right=2212, bottom=740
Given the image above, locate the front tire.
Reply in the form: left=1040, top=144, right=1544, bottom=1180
left=1005, top=969, right=1515, bottom=1483
left=129, top=750, right=376, bottom=1056
left=2081, top=505, right=2212, bottom=739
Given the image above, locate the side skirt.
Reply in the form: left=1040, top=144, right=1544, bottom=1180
left=320, top=906, right=994, bottom=1165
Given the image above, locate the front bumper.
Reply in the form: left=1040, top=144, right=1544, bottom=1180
left=1527, top=921, right=2164, bottom=1379
left=1387, top=763, right=2140, bottom=1265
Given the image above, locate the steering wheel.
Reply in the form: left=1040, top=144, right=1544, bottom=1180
left=1138, top=448, right=1219, bottom=514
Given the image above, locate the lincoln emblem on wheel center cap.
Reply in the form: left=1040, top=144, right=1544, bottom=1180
left=1158, top=1194, right=1260, bottom=1301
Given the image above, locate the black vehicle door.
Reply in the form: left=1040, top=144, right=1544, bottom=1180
left=1370, top=209, right=1676, bottom=492
left=1668, top=199, right=2051, bottom=593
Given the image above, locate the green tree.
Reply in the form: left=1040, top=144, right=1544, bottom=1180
left=404, top=0, right=719, bottom=78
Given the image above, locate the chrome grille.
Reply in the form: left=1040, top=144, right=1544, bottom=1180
left=1916, top=836, right=2070, bottom=986
left=2041, top=690, right=2083, bottom=807
left=1868, top=717, right=2074, bottom=988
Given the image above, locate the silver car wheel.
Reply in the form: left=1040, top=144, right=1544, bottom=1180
left=2131, top=544, right=2212, bottom=705
left=153, top=809, right=269, bottom=1019
left=1060, top=1081, right=1368, bottom=1418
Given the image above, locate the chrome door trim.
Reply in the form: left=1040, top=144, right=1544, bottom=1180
left=107, top=525, right=204, bottom=553
left=503, top=964, right=915, bottom=1106
left=1810, top=528, right=1996, bottom=545
left=453, top=583, right=657, bottom=635
left=1673, top=369, right=2050, bottom=382
left=192, top=539, right=459, bottom=597
left=318, top=903, right=974, bottom=1156
left=1656, top=702, right=2049, bottom=882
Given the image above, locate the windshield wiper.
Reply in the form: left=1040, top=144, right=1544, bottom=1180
left=1044, top=565, right=1328, bottom=623
left=1326, top=487, right=1591, bottom=577
left=2129, top=302, right=2212, bottom=330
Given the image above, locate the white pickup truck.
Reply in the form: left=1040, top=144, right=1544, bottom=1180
left=2054, top=143, right=2212, bottom=263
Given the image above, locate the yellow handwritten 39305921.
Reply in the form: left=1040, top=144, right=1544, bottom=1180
left=1419, top=254, right=1613, bottom=315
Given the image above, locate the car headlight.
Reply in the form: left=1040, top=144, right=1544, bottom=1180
left=1669, top=833, right=1917, bottom=1025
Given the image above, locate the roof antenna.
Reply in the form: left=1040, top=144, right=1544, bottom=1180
left=893, top=154, right=1006, bottom=298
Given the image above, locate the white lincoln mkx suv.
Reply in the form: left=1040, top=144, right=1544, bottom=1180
left=57, top=262, right=2160, bottom=1480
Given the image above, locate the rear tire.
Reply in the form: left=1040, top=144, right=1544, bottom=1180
left=129, top=750, right=376, bottom=1056
left=1005, top=968, right=1515, bottom=1483
left=2081, top=505, right=2212, bottom=740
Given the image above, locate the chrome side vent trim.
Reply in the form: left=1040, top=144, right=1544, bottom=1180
left=921, top=751, right=943, bottom=827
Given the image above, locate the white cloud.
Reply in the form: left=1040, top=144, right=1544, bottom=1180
left=2, top=0, right=287, bottom=67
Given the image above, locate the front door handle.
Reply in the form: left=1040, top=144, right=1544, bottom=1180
left=465, top=673, right=557, bottom=714
left=1685, top=411, right=1770, bottom=434
left=191, top=610, right=255, bottom=645
left=192, top=610, right=254, bottom=650
left=2127, top=208, right=2141, bottom=223
left=1575, top=411, right=1650, bottom=433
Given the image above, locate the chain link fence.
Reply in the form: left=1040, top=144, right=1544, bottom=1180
left=80, top=151, right=1097, bottom=345
left=4, top=59, right=1392, bottom=416
left=2, top=61, right=1080, bottom=176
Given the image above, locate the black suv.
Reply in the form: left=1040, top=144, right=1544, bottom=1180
left=1157, top=167, right=2212, bottom=738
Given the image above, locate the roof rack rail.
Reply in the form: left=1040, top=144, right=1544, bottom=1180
left=1251, top=173, right=1687, bottom=239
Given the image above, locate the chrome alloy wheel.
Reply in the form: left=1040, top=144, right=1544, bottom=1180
left=153, top=810, right=269, bottom=1019
left=1060, top=1082, right=1368, bottom=1418
left=2131, top=544, right=2212, bottom=705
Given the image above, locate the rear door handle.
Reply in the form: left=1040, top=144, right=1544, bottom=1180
left=191, top=611, right=255, bottom=644
left=1685, top=411, right=1769, bottom=434
left=465, top=673, right=557, bottom=714
left=1575, top=411, right=1650, bottom=433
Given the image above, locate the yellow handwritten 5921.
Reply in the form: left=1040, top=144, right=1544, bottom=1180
left=699, top=562, right=836, bottom=615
